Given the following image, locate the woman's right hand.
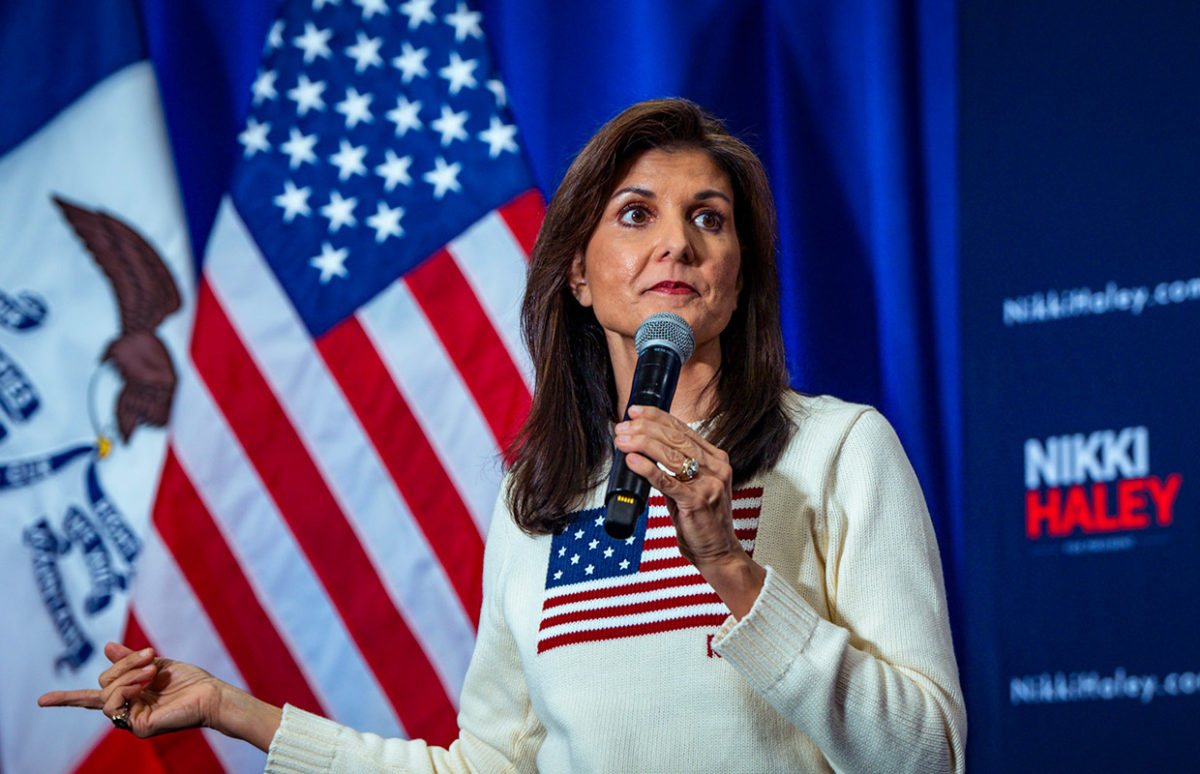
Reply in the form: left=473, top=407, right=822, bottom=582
left=38, top=641, right=222, bottom=738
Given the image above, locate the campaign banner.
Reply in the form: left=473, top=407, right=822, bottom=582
left=960, top=3, right=1200, bottom=771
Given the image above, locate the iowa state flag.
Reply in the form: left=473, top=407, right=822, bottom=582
left=0, top=1, right=195, bottom=772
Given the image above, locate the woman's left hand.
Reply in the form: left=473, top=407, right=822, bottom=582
left=614, top=405, right=766, bottom=618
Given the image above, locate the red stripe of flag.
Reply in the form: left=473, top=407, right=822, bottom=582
left=191, top=281, right=458, bottom=744
left=639, top=556, right=694, bottom=572
left=537, top=614, right=729, bottom=654
left=318, top=315, right=485, bottom=625
left=404, top=249, right=531, bottom=452
left=543, top=573, right=708, bottom=610
left=642, top=530, right=755, bottom=552
left=539, top=591, right=722, bottom=631
left=646, top=488, right=763, bottom=510
left=496, top=190, right=544, bottom=260
left=153, top=450, right=327, bottom=715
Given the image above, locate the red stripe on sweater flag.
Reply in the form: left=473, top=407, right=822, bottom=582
left=537, top=614, right=730, bottom=654
left=189, top=280, right=459, bottom=743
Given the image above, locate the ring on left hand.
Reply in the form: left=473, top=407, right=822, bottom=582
left=110, top=704, right=132, bottom=731
left=676, top=457, right=699, bottom=482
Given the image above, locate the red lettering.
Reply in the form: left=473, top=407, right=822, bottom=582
left=705, top=634, right=722, bottom=659
left=1061, top=485, right=1093, bottom=536
left=1026, top=475, right=1180, bottom=541
left=1147, top=473, right=1183, bottom=526
left=1117, top=477, right=1149, bottom=529
left=1026, top=488, right=1061, bottom=538
left=1091, top=483, right=1119, bottom=532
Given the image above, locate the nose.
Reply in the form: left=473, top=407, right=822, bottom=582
left=655, top=213, right=693, bottom=264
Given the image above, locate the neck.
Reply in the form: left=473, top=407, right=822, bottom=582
left=607, top=332, right=721, bottom=424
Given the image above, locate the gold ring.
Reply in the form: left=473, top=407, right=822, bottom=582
left=677, top=457, right=699, bottom=482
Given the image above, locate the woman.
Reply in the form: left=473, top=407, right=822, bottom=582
left=41, top=99, right=966, bottom=772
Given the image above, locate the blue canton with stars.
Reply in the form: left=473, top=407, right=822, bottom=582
left=545, top=507, right=648, bottom=589
left=231, top=0, right=533, bottom=338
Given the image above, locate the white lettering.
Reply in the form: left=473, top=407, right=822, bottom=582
left=1024, top=426, right=1149, bottom=486
left=1025, top=437, right=1057, bottom=488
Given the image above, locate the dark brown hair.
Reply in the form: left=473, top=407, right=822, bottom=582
left=506, top=98, right=793, bottom=535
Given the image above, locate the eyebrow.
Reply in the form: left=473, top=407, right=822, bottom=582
left=611, top=186, right=733, bottom=205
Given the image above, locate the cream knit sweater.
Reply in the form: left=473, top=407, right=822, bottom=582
left=265, top=393, right=966, bottom=773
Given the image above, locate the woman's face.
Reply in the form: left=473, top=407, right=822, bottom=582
left=569, top=148, right=742, bottom=359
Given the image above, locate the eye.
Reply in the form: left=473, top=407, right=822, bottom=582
left=692, top=209, right=723, bottom=231
left=618, top=205, right=650, bottom=226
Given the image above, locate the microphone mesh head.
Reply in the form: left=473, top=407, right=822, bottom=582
left=635, top=312, right=695, bottom=363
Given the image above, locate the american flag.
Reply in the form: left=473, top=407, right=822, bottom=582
left=83, top=1, right=541, bottom=770
left=538, top=488, right=763, bottom=654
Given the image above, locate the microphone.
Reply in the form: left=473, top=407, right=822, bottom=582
left=603, top=312, right=695, bottom=539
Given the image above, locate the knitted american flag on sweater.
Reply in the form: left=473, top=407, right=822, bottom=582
left=538, top=487, right=763, bottom=653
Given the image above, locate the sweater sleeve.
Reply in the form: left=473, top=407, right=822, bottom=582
left=710, top=408, right=966, bottom=774
left=264, top=496, right=544, bottom=774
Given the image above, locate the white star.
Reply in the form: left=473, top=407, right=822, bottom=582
left=280, top=127, right=318, bottom=169
left=478, top=115, right=518, bottom=158
left=570, top=553, right=580, bottom=565
left=619, top=559, right=630, bottom=570
left=353, top=0, right=389, bottom=19
left=557, top=546, right=566, bottom=557
left=344, top=32, right=383, bottom=73
left=320, top=191, right=357, bottom=232
left=424, top=157, right=462, bottom=199
left=267, top=20, right=285, bottom=50
left=584, top=564, right=594, bottom=575
left=594, top=515, right=605, bottom=527
left=486, top=78, right=507, bottom=107
left=385, top=95, right=422, bottom=136
left=238, top=117, right=271, bottom=157
left=438, top=51, right=478, bottom=96
left=375, top=150, right=413, bottom=191
left=603, top=547, right=614, bottom=558
left=574, top=529, right=585, bottom=540
left=335, top=87, right=373, bottom=129
left=588, top=539, right=599, bottom=550
left=625, top=536, right=635, bottom=545
left=313, top=0, right=341, bottom=9
left=444, top=2, right=483, bottom=42
left=310, top=242, right=349, bottom=283
left=273, top=180, right=312, bottom=222
left=430, top=104, right=468, bottom=146
left=293, top=22, right=333, bottom=64
left=329, top=139, right=368, bottom=181
left=252, top=69, right=278, bottom=105
left=553, top=570, right=563, bottom=580
left=399, top=0, right=435, bottom=29
left=391, top=42, right=429, bottom=83
left=288, top=74, right=327, bottom=115
left=366, top=201, right=405, bottom=243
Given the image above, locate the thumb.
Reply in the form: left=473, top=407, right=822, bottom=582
left=103, top=641, right=138, bottom=664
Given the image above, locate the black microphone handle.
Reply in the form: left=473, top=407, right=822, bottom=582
left=603, top=346, right=681, bottom=539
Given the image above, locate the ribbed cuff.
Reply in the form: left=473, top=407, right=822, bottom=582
left=265, top=704, right=341, bottom=774
left=710, top=566, right=821, bottom=693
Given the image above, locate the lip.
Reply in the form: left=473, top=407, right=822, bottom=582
left=648, top=281, right=697, bottom=295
